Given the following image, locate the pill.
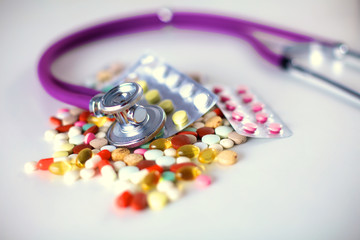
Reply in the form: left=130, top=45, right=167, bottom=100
left=192, top=122, right=205, bottom=129
left=220, top=94, right=231, bottom=103
left=158, top=99, right=174, bottom=114
left=237, top=85, right=248, bottom=94
left=252, top=102, right=264, bottom=112
left=80, top=168, right=96, bottom=179
left=164, top=148, right=176, bottom=157
left=100, top=145, right=116, bottom=152
left=115, top=191, right=133, bottom=208
left=49, top=116, right=62, bottom=127
left=256, top=112, right=268, bottom=124
left=62, top=115, right=77, bottom=126
left=171, top=135, right=191, bottom=149
left=243, top=122, right=257, bottom=134
left=176, top=165, right=202, bottom=181
left=112, top=161, right=127, bottom=172
left=37, top=158, right=54, bottom=170
left=202, top=134, right=220, bottom=145
left=232, top=110, right=244, bottom=121
left=193, top=142, right=208, bottom=151
left=204, top=116, right=222, bottom=128
left=54, top=143, right=74, bottom=152
left=213, top=86, right=223, bottom=94
left=149, top=138, right=172, bottom=151
left=196, top=127, right=215, bottom=138
left=268, top=123, right=282, bottom=134
left=136, top=160, right=156, bottom=170
left=118, top=166, right=139, bottom=181
left=185, top=134, right=197, bottom=144
left=216, top=150, right=238, bottom=165
left=53, top=156, right=69, bottom=162
left=172, top=110, right=188, bottom=126
left=242, top=94, right=253, bottom=103
left=64, top=170, right=80, bottom=184
left=131, top=192, right=148, bottom=211
left=141, top=171, right=161, bottom=191
left=49, top=161, right=72, bottom=175
left=176, top=144, right=200, bottom=159
left=69, top=135, right=85, bottom=145
left=76, top=148, right=93, bottom=168
left=79, top=111, right=91, bottom=122
left=140, top=142, right=151, bottom=149
left=44, top=129, right=57, bottom=142
left=227, top=131, right=247, bottom=144
left=89, top=138, right=108, bottom=149
left=161, top=171, right=176, bottom=182
left=147, top=191, right=168, bottom=210
left=144, top=149, right=164, bottom=160
left=194, top=93, right=210, bottom=110
left=72, top=144, right=92, bottom=154
left=195, top=175, right=212, bottom=188
left=166, top=187, right=182, bottom=201
left=56, top=124, right=73, bottom=133
left=220, top=139, right=234, bottom=149
left=179, top=83, right=195, bottom=98
left=136, top=80, right=148, bottom=92
left=92, top=149, right=100, bottom=154
left=114, top=180, right=137, bottom=195
left=157, top=180, right=175, bottom=192
left=134, top=148, right=147, bottom=156
left=223, top=119, right=230, bottom=126
left=145, top=89, right=161, bottom=104
left=74, top=121, right=87, bottom=127
left=203, top=111, right=217, bottom=122
left=124, top=153, right=143, bottom=166
left=170, top=162, right=197, bottom=172
left=54, top=133, right=68, bottom=141
left=95, top=132, right=106, bottom=138
left=198, top=148, right=218, bottom=164
left=84, top=133, right=96, bottom=144
left=52, top=151, right=69, bottom=158
left=209, top=144, right=223, bottom=152
left=177, top=131, right=198, bottom=138
left=82, top=123, right=95, bottom=131
left=68, top=126, right=82, bottom=138
left=215, top=126, right=233, bottom=138
left=225, top=101, right=236, bottom=111
left=111, top=148, right=130, bottom=161
left=24, top=161, right=38, bottom=173
left=84, top=155, right=101, bottom=169
left=101, top=165, right=117, bottom=181
left=156, top=156, right=176, bottom=168
left=69, top=107, right=83, bottom=116
left=176, top=156, right=191, bottom=164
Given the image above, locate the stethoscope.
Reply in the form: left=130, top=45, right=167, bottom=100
left=37, top=9, right=360, bottom=147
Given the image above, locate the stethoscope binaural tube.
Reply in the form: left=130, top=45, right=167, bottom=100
left=39, top=9, right=357, bottom=109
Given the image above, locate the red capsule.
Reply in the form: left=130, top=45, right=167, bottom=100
left=97, top=150, right=111, bottom=160
left=145, top=165, right=164, bottom=173
left=177, top=131, right=198, bottom=138
left=56, top=124, right=73, bottom=133
left=49, top=116, right=62, bottom=127
left=97, top=159, right=110, bottom=170
left=171, top=135, right=191, bottom=149
left=170, top=162, right=197, bottom=172
left=131, top=192, right=147, bottom=211
left=136, top=160, right=156, bottom=170
left=37, top=158, right=54, bottom=170
left=73, top=144, right=93, bottom=154
left=79, top=111, right=91, bottom=122
left=83, top=125, right=99, bottom=135
left=115, top=191, right=133, bottom=208
left=212, top=108, right=224, bottom=117
left=196, top=127, right=215, bottom=138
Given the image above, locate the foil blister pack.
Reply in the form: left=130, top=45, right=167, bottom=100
left=211, top=85, right=292, bottom=138
left=118, top=55, right=218, bottom=138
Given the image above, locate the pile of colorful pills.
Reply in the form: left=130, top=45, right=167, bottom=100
left=24, top=106, right=247, bottom=212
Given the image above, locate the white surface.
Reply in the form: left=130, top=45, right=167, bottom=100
left=1, top=0, right=360, bottom=239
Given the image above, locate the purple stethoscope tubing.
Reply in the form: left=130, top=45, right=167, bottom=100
left=38, top=11, right=330, bottom=109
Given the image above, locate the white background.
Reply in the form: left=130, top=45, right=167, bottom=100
left=1, top=0, right=360, bottom=239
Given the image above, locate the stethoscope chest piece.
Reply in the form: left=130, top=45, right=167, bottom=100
left=89, top=82, right=165, bottom=148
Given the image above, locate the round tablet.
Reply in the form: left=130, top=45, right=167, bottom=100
left=145, top=89, right=161, bottom=104
left=158, top=99, right=174, bottom=114
left=201, top=134, right=220, bottom=145
left=172, top=110, right=188, bottom=125
left=215, top=126, right=233, bottom=138
left=136, top=80, right=148, bottom=92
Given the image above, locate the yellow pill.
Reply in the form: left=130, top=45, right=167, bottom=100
left=149, top=138, right=172, bottom=151
left=158, top=99, right=174, bottom=114
left=49, top=161, right=72, bottom=175
left=53, top=151, right=69, bottom=158
left=145, top=89, right=161, bottom=104
left=176, top=144, right=200, bottom=159
left=172, top=110, right=188, bottom=126
left=76, top=148, right=93, bottom=168
left=136, top=80, right=148, bottom=93
left=87, top=116, right=108, bottom=127
left=141, top=171, right=160, bottom=192
left=176, top=165, right=201, bottom=181
left=198, top=148, right=218, bottom=164
left=147, top=191, right=168, bottom=210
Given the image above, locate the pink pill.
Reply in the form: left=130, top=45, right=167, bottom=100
left=134, top=148, right=147, bottom=156
left=220, top=94, right=231, bottom=103
left=251, top=103, right=263, bottom=112
left=196, top=175, right=212, bottom=188
left=84, top=133, right=96, bottom=144
left=268, top=123, right=282, bottom=134
left=232, top=110, right=244, bottom=121
left=256, top=112, right=268, bottom=124
left=225, top=101, right=237, bottom=111
left=237, top=85, right=248, bottom=94
left=74, top=121, right=87, bottom=127
left=57, top=108, right=69, bottom=114
left=242, top=94, right=253, bottom=103
left=213, top=86, right=223, bottom=94
left=243, top=122, right=257, bottom=134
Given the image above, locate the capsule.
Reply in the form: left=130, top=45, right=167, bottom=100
left=149, top=138, right=172, bottom=151
left=75, top=148, right=93, bottom=168
left=175, top=165, right=202, bottom=181
left=176, top=144, right=200, bottom=159
left=141, top=171, right=161, bottom=191
left=48, top=161, right=72, bottom=175
left=198, top=148, right=218, bottom=164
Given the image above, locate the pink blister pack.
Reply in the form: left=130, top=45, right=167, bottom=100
left=211, top=85, right=292, bottom=138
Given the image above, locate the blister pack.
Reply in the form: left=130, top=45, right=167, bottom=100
left=116, top=55, right=218, bottom=138
left=211, top=85, right=292, bottom=138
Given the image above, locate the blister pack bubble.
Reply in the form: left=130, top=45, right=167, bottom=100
left=114, top=55, right=218, bottom=138
left=211, top=85, right=292, bottom=138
